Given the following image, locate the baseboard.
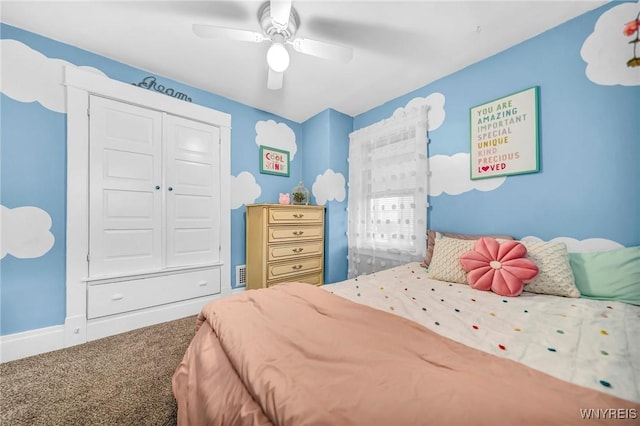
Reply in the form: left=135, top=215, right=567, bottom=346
left=1, top=293, right=225, bottom=363
left=0, top=325, right=66, bottom=363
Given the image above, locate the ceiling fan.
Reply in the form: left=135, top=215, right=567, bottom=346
left=193, top=0, right=353, bottom=90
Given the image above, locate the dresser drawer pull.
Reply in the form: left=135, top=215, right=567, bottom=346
left=111, top=293, right=124, bottom=301
left=293, top=213, right=304, bottom=218
left=291, top=264, right=303, bottom=270
left=292, top=231, right=304, bottom=236
left=292, top=247, right=304, bottom=253
left=198, top=280, right=208, bottom=286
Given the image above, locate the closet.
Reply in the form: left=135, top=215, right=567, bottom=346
left=86, top=95, right=224, bottom=319
left=88, top=96, right=221, bottom=278
left=64, top=67, right=231, bottom=344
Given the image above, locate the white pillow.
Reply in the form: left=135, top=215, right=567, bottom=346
left=521, top=240, right=580, bottom=298
left=426, top=237, right=475, bottom=284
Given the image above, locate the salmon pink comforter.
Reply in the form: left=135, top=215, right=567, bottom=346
left=172, top=283, right=639, bottom=425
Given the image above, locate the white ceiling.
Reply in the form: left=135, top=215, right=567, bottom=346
left=1, top=1, right=607, bottom=122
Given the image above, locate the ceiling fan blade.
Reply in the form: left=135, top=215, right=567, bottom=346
left=267, top=68, right=284, bottom=90
left=291, top=38, right=353, bottom=63
left=192, top=24, right=266, bottom=43
left=270, top=0, right=292, bottom=28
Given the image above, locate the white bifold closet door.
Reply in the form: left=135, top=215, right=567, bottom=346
left=89, top=96, right=162, bottom=276
left=164, top=114, right=220, bottom=267
left=89, top=96, right=220, bottom=277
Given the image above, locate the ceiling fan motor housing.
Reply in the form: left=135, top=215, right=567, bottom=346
left=258, top=1, right=299, bottom=41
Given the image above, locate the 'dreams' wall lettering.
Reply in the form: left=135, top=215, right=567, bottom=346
left=132, top=76, right=192, bottom=102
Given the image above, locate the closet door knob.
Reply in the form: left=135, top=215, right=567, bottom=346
left=168, top=187, right=173, bottom=192
left=155, top=185, right=160, bottom=190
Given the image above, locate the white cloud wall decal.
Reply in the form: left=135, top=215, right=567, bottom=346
left=1, top=205, right=55, bottom=259
left=581, top=1, right=640, bottom=86
left=255, top=120, right=297, bottom=160
left=230, top=172, right=261, bottom=209
left=392, top=93, right=446, bottom=131
left=521, top=236, right=624, bottom=253
left=428, top=152, right=505, bottom=196
left=0, top=39, right=106, bottom=113
left=312, top=169, right=346, bottom=205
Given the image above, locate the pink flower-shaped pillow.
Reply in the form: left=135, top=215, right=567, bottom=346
left=459, top=237, right=539, bottom=297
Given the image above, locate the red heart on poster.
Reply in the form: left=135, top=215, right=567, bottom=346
left=481, top=166, right=490, bottom=172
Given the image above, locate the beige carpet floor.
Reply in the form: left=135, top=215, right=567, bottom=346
left=0, top=315, right=197, bottom=426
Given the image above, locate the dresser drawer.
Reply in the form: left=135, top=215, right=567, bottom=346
left=87, top=268, right=221, bottom=319
left=268, top=225, right=323, bottom=243
left=268, top=271, right=324, bottom=287
left=268, top=241, right=324, bottom=262
left=268, top=207, right=323, bottom=224
left=267, top=256, right=323, bottom=281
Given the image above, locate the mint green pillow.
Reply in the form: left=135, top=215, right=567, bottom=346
left=569, top=246, right=640, bottom=305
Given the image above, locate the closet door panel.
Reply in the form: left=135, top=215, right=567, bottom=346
left=89, top=96, right=163, bottom=276
left=165, top=115, right=221, bottom=267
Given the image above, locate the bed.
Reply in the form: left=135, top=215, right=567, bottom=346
left=172, top=237, right=640, bottom=425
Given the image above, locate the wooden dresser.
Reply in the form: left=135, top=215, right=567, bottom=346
left=246, top=204, right=325, bottom=289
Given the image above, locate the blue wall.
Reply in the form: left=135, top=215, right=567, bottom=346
left=1, top=96, right=67, bottom=333
left=2, top=1, right=638, bottom=336
left=301, top=109, right=351, bottom=283
left=0, top=23, right=315, bottom=335
left=354, top=2, right=639, bottom=247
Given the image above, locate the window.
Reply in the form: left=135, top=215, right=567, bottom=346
left=369, top=195, right=416, bottom=247
left=347, top=108, right=429, bottom=278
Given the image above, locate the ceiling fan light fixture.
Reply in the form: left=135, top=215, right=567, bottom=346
left=267, top=43, right=290, bottom=72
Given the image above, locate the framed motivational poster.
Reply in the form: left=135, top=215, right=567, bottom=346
left=470, top=86, right=539, bottom=180
left=259, top=145, right=290, bottom=177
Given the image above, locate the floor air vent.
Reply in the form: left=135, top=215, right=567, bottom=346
left=236, top=265, right=247, bottom=287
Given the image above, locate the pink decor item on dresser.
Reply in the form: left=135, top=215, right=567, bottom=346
left=278, top=193, right=290, bottom=204
left=460, top=237, right=539, bottom=297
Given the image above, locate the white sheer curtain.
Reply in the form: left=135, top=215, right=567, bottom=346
left=347, top=106, right=429, bottom=278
